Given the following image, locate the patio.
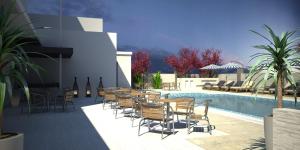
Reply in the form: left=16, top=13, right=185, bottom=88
left=3, top=98, right=264, bottom=150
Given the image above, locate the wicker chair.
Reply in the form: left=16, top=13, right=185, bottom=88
left=95, top=88, right=105, bottom=102
left=138, top=103, right=175, bottom=139
left=145, top=92, right=161, bottom=103
left=63, top=89, right=75, bottom=111
left=114, top=94, right=136, bottom=121
left=173, top=97, right=195, bottom=131
left=188, top=99, right=212, bottom=134
left=103, top=90, right=117, bottom=109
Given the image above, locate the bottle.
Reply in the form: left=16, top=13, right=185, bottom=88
left=73, top=77, right=79, bottom=97
left=86, top=77, right=91, bottom=97
left=98, top=77, right=104, bottom=90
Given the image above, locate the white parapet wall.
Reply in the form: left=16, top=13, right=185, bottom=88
left=117, top=51, right=132, bottom=88
left=160, top=74, right=176, bottom=83
left=273, top=108, right=300, bottom=150
left=177, top=78, right=219, bottom=90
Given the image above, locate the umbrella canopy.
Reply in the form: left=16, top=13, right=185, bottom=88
left=221, top=62, right=243, bottom=69
left=200, top=64, right=221, bottom=70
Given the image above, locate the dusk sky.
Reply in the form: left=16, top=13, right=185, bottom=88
left=26, top=0, right=300, bottom=66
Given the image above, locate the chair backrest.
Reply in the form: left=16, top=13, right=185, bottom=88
left=141, top=103, right=165, bottom=121
left=175, top=97, right=195, bottom=113
left=217, top=80, right=226, bottom=86
left=224, top=80, right=234, bottom=86
left=104, top=90, right=116, bottom=101
left=234, top=81, right=244, bottom=87
left=246, top=81, right=254, bottom=88
left=225, top=80, right=234, bottom=86
left=146, top=92, right=161, bottom=103
left=64, top=89, right=74, bottom=102
left=116, top=94, right=134, bottom=108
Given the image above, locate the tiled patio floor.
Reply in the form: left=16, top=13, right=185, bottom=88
left=4, top=98, right=264, bottom=150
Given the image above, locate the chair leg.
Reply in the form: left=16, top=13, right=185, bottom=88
left=206, top=116, right=212, bottom=135
left=94, top=96, right=97, bottom=102
left=172, top=121, right=175, bottom=135
left=161, top=122, right=164, bottom=139
left=148, top=120, right=151, bottom=131
left=103, top=100, right=105, bottom=109
left=115, top=108, right=118, bottom=119
left=138, top=118, right=144, bottom=136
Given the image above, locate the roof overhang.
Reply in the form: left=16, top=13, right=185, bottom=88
left=24, top=45, right=73, bottom=58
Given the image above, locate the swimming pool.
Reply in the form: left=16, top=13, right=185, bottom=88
left=166, top=92, right=300, bottom=118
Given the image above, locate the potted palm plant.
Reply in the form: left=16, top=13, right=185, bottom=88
left=152, top=71, right=162, bottom=89
left=246, top=25, right=300, bottom=150
left=0, top=1, right=43, bottom=150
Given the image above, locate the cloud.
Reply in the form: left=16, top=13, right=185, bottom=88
left=26, top=0, right=112, bottom=21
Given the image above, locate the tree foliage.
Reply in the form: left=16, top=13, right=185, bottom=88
left=246, top=25, right=300, bottom=108
left=165, top=48, right=200, bottom=77
left=165, top=48, right=222, bottom=77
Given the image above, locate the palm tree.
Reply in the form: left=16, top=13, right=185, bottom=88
left=247, top=25, right=300, bottom=108
left=0, top=1, right=43, bottom=135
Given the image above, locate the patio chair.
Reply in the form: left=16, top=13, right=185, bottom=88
left=211, top=80, right=226, bottom=90
left=62, top=89, right=75, bottom=111
left=145, top=92, right=161, bottom=103
left=173, top=97, right=195, bottom=131
left=94, top=88, right=105, bottom=102
left=188, top=99, right=213, bottom=134
left=220, top=80, right=235, bottom=91
left=162, top=83, right=170, bottom=90
left=114, top=93, right=136, bottom=123
left=138, top=103, right=175, bottom=139
left=103, top=90, right=117, bottom=109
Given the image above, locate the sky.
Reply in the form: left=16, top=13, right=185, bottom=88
left=25, top=0, right=300, bottom=67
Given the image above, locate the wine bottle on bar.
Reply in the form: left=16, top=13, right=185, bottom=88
left=86, top=77, right=91, bottom=97
left=73, top=76, right=79, bottom=97
left=98, top=77, right=104, bottom=91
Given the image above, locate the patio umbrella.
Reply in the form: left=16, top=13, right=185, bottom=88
left=200, top=64, right=221, bottom=77
left=200, top=64, right=221, bottom=70
left=220, top=62, right=244, bottom=81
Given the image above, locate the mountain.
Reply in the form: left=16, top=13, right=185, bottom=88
left=118, top=45, right=174, bottom=73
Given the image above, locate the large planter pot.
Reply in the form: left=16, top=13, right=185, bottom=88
left=264, top=115, right=273, bottom=150
left=0, top=133, right=23, bottom=150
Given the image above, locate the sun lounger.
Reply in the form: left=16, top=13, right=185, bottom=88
left=285, top=82, right=300, bottom=96
left=223, top=81, right=243, bottom=91
left=230, top=81, right=253, bottom=92
left=210, top=80, right=226, bottom=90
left=203, top=83, right=213, bottom=90
left=220, top=81, right=235, bottom=91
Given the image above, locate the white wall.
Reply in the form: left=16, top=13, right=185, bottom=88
left=218, top=73, right=247, bottom=82
left=29, top=14, right=103, bottom=32
left=160, top=74, right=176, bottom=83
left=117, top=51, right=132, bottom=87
left=32, top=29, right=117, bottom=97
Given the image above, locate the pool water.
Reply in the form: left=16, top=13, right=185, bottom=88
left=167, top=92, right=300, bottom=117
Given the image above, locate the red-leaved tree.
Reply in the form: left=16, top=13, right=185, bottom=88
left=165, top=48, right=201, bottom=77
left=200, top=48, right=222, bottom=77
left=131, top=51, right=150, bottom=88
left=132, top=51, right=150, bottom=76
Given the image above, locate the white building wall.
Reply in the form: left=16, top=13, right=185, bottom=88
left=116, top=51, right=132, bottom=87
left=33, top=30, right=117, bottom=97
left=29, top=14, right=103, bottom=32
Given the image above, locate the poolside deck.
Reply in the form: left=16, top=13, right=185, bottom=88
left=4, top=98, right=264, bottom=150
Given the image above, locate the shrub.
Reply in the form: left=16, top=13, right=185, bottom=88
left=152, top=72, right=162, bottom=89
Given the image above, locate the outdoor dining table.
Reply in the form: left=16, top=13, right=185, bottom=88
left=158, top=98, right=187, bottom=130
